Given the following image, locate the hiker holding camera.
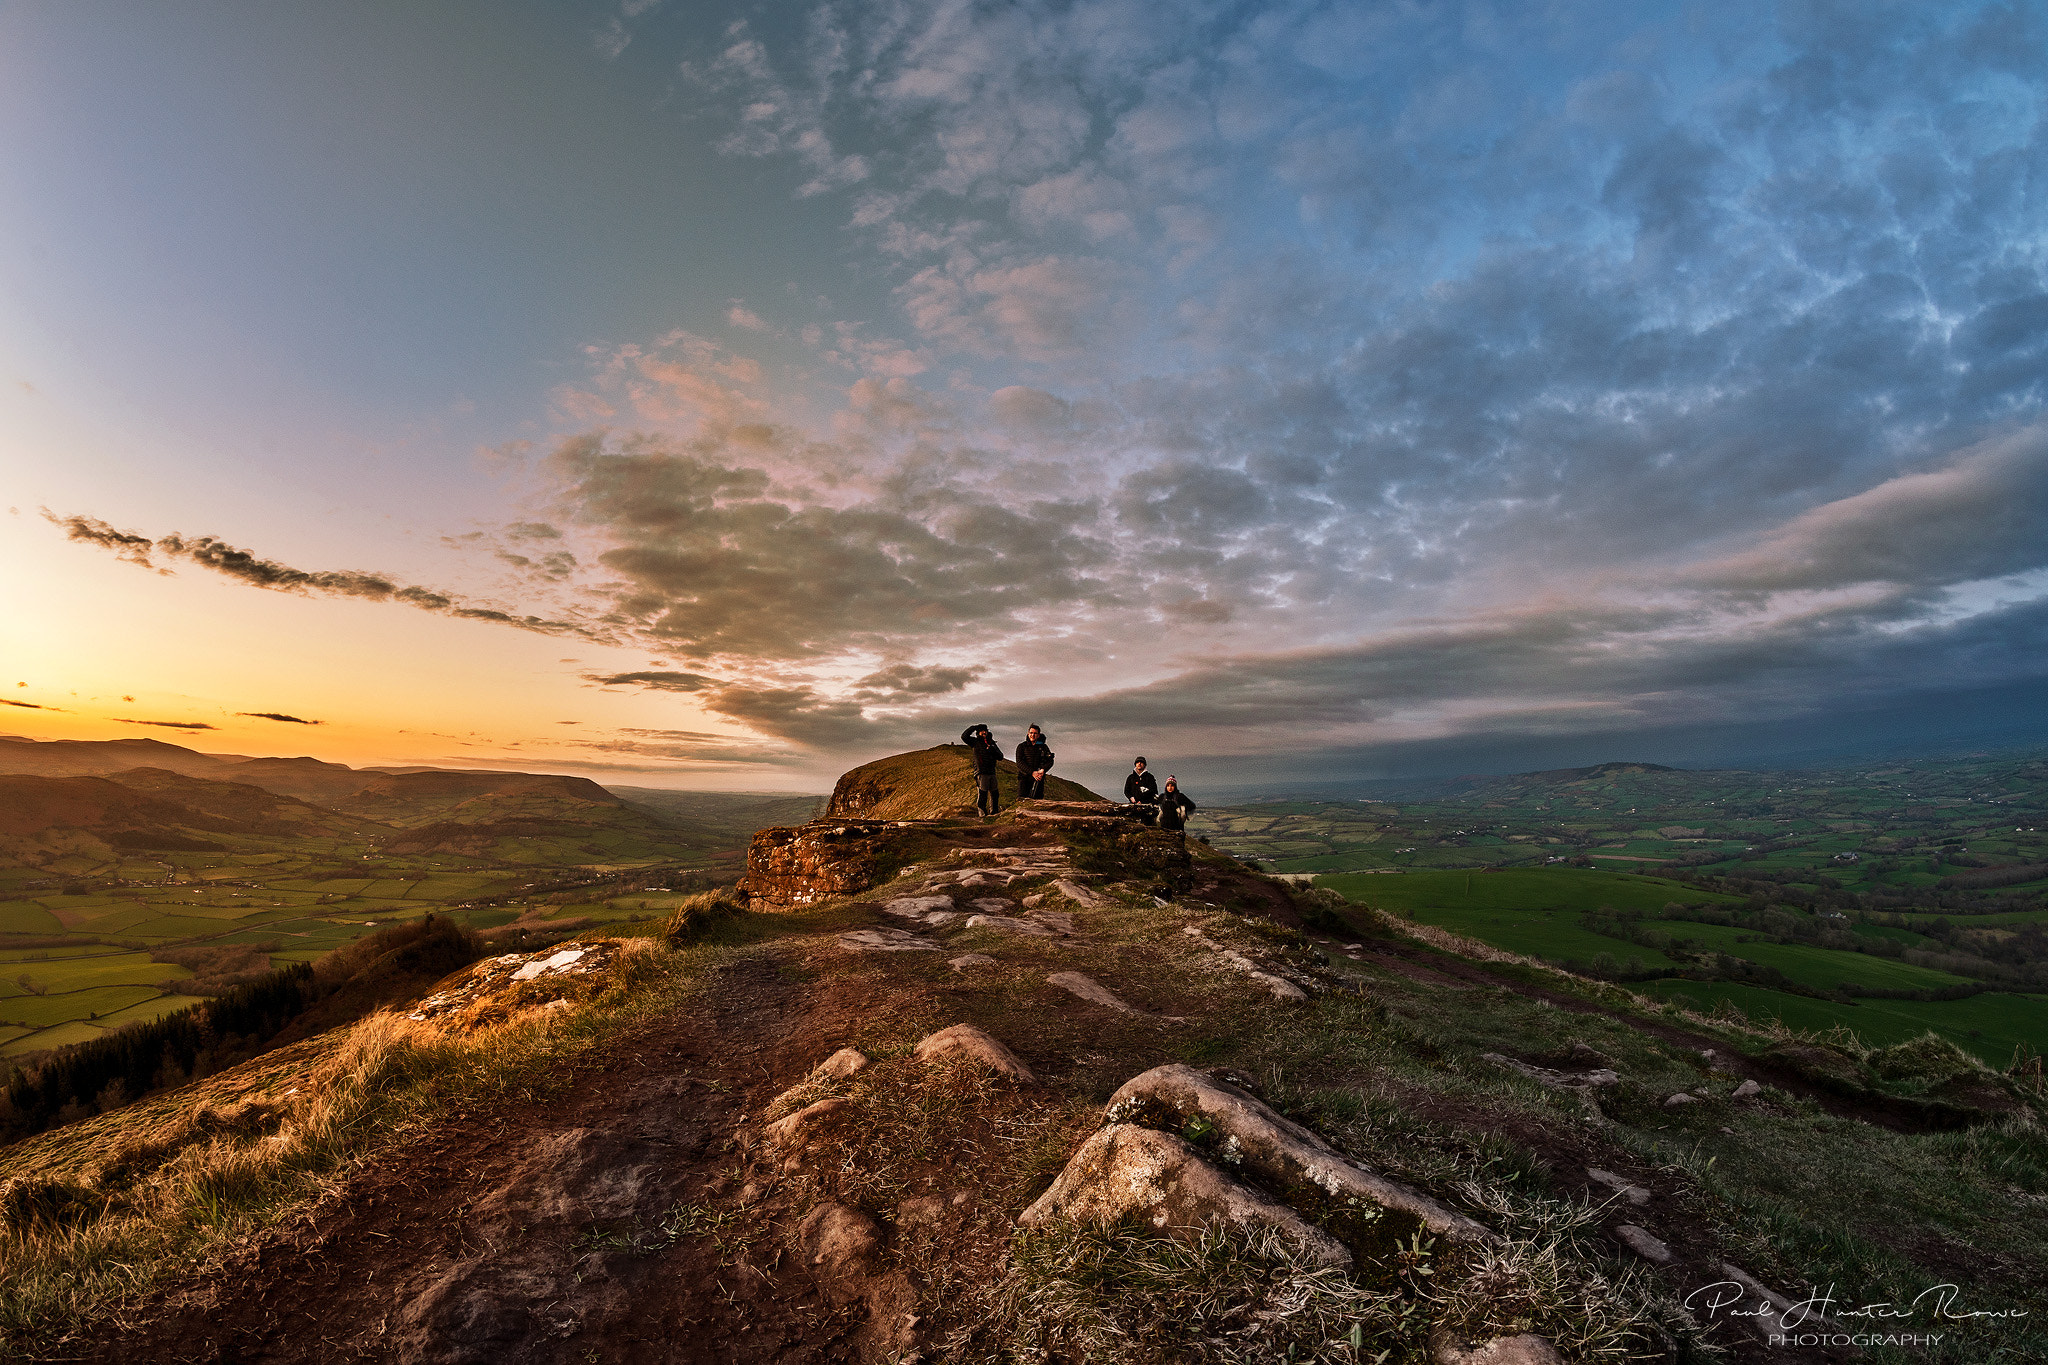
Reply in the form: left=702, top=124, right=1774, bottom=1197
left=961, top=723, right=1004, bottom=816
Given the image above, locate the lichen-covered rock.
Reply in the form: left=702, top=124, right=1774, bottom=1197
left=1104, top=1064, right=1490, bottom=1246
left=1020, top=1124, right=1350, bottom=1267
left=912, top=1024, right=1036, bottom=1083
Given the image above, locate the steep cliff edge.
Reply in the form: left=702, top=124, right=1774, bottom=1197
left=7, top=752, right=2041, bottom=1364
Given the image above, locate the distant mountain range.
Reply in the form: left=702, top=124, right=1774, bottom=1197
left=0, top=736, right=818, bottom=866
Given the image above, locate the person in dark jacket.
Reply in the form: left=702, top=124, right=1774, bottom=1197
left=1157, top=775, right=1197, bottom=832
left=961, top=724, right=1004, bottom=816
left=1123, top=756, right=1159, bottom=823
left=1014, top=724, right=1054, bottom=803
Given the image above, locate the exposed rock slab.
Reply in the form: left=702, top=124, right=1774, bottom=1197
left=965, top=913, right=1058, bottom=937
left=1612, top=1223, right=1672, bottom=1263
left=912, top=1024, right=1036, bottom=1083
left=949, top=953, right=997, bottom=971
left=1431, top=1329, right=1566, bottom=1365
left=812, top=1047, right=871, bottom=1081
left=1020, top=1123, right=1350, bottom=1268
left=1046, top=971, right=1145, bottom=1013
left=1482, top=1053, right=1620, bottom=1090
left=1104, top=1064, right=1491, bottom=1246
left=880, top=895, right=956, bottom=920
left=741, top=820, right=901, bottom=908
left=1182, top=926, right=1308, bottom=1001
left=1586, top=1167, right=1649, bottom=1204
left=468, top=1127, right=662, bottom=1232
left=838, top=927, right=941, bottom=951
left=1051, top=878, right=1112, bottom=908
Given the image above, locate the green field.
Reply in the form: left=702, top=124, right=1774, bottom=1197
left=1638, top=980, right=2046, bottom=1066
left=1320, top=865, right=1734, bottom=916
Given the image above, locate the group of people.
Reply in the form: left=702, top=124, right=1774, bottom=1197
left=958, top=725, right=1198, bottom=831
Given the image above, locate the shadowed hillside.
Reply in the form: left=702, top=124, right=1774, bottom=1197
left=825, top=744, right=1103, bottom=820
left=2, top=750, right=2042, bottom=1365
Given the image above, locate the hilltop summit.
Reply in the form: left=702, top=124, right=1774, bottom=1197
left=825, top=744, right=1102, bottom=820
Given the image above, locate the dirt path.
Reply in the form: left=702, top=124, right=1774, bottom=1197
left=72, top=949, right=876, bottom=1365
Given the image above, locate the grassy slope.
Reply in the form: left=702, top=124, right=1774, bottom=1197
left=1318, top=866, right=2043, bottom=1066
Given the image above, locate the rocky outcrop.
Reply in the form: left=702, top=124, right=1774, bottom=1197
left=739, top=819, right=905, bottom=909
left=827, top=746, right=1103, bottom=820
left=912, top=1023, right=1036, bottom=1083
left=1103, top=1064, right=1490, bottom=1247
left=1019, top=1124, right=1352, bottom=1268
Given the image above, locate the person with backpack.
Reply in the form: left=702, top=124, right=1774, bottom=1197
left=1014, top=724, right=1054, bottom=803
left=960, top=723, right=1004, bottom=817
left=1157, top=775, right=1197, bottom=832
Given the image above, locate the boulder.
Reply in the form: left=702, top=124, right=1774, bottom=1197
left=949, top=953, right=998, bottom=970
left=1663, top=1092, right=1700, bottom=1107
left=912, top=1023, right=1037, bottom=1083
left=1104, top=1064, right=1491, bottom=1246
left=1732, top=1078, right=1762, bottom=1099
left=1020, top=1124, right=1350, bottom=1268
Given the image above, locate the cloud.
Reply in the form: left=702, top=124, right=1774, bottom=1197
left=237, top=712, right=321, bottom=725
left=50, top=512, right=608, bottom=642
left=1688, top=425, right=2048, bottom=593
left=116, top=719, right=216, bottom=731
left=582, top=669, right=716, bottom=693
left=0, top=700, right=59, bottom=711
left=850, top=664, right=981, bottom=704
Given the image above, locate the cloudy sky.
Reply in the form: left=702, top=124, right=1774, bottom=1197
left=4, top=0, right=2044, bottom=792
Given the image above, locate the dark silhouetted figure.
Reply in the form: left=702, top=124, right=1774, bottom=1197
left=1124, top=756, right=1159, bottom=824
left=1015, top=724, right=1054, bottom=803
left=961, top=724, right=1003, bottom=816
left=1157, top=776, right=1197, bottom=832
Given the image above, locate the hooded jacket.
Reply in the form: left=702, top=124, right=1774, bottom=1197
left=960, top=725, right=1003, bottom=775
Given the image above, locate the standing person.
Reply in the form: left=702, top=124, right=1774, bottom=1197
left=1014, top=724, right=1054, bottom=803
left=1157, top=776, right=1197, bottom=832
left=1124, top=756, right=1159, bottom=823
left=960, top=724, right=1004, bottom=817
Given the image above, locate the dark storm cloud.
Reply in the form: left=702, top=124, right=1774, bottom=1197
left=116, top=719, right=216, bottom=731
left=237, top=712, right=321, bottom=725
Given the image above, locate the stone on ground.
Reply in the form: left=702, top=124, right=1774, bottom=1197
left=1732, top=1078, right=1762, bottom=1099
left=1051, top=878, right=1111, bottom=907
left=1431, top=1329, right=1565, bottom=1365
left=948, top=953, right=997, bottom=970
left=1104, top=1064, right=1491, bottom=1245
left=1046, top=971, right=1144, bottom=1013
left=1020, top=1123, right=1350, bottom=1268
left=838, top=927, right=940, bottom=951
left=812, top=1047, right=871, bottom=1080
left=1586, top=1167, right=1649, bottom=1204
left=766, top=1097, right=852, bottom=1152
left=1612, top=1223, right=1672, bottom=1263
left=912, top=1023, right=1037, bottom=1083
left=965, top=913, right=1057, bottom=936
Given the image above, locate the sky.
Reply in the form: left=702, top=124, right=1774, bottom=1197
left=3, top=0, right=2045, bottom=794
